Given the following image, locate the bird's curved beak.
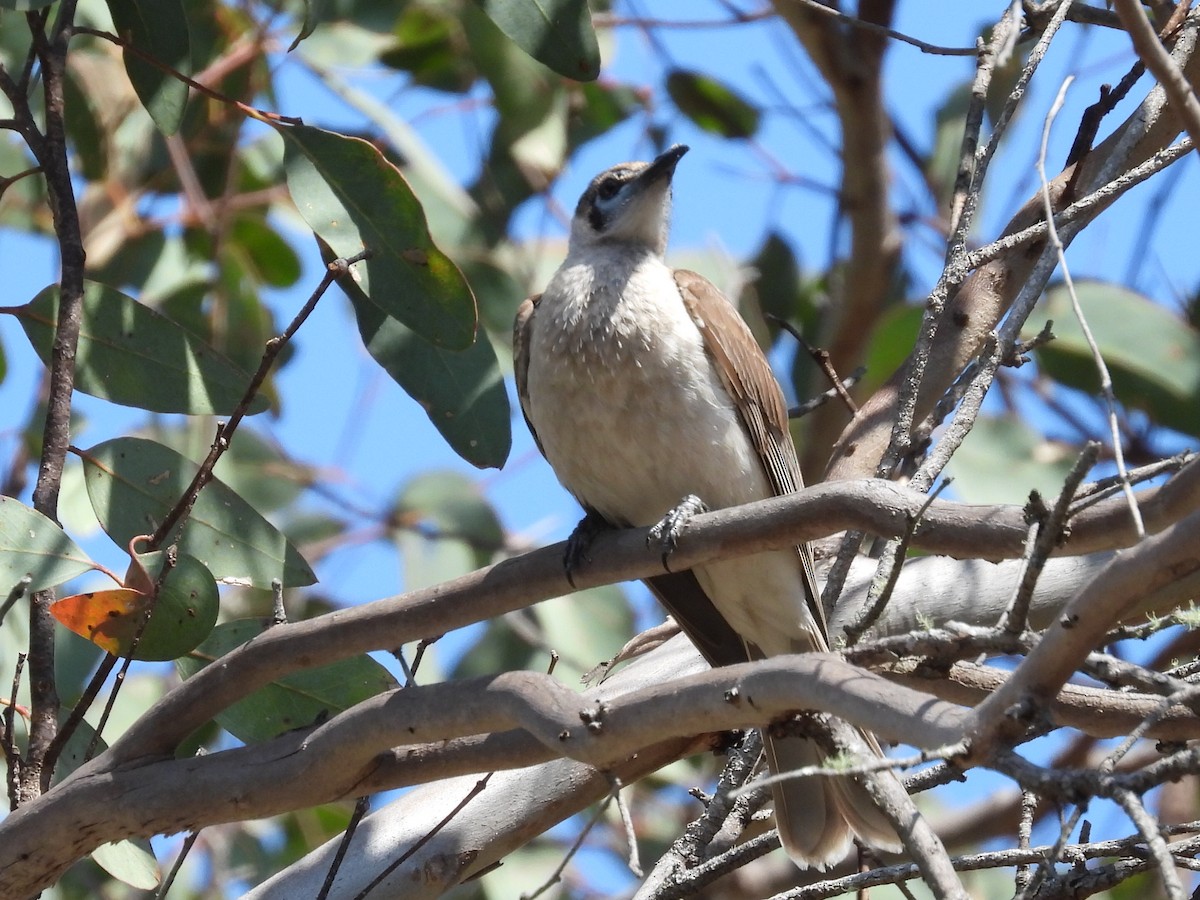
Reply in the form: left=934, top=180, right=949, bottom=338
left=637, top=144, right=689, bottom=188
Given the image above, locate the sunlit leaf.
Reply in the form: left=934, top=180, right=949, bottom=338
left=50, top=553, right=218, bottom=660
left=1030, top=281, right=1200, bottom=437
left=92, top=839, right=160, bottom=890
left=392, top=470, right=505, bottom=583
left=947, top=416, right=1075, bottom=505
left=473, top=0, right=600, bottom=80
left=52, top=589, right=145, bottom=656
left=288, top=0, right=329, bottom=51
left=350, top=278, right=511, bottom=469
left=106, top=0, right=192, bottom=135
left=81, top=437, right=316, bottom=588
left=568, top=81, right=645, bottom=147
left=227, top=216, right=302, bottom=288
left=176, top=620, right=398, bottom=743
left=9, top=282, right=266, bottom=416
left=666, top=69, right=760, bottom=139
left=381, top=5, right=476, bottom=93
left=0, top=496, right=95, bottom=594
left=280, top=124, right=477, bottom=349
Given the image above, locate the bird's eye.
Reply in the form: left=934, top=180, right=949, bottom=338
left=596, top=178, right=621, bottom=201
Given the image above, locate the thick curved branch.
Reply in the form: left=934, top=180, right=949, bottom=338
left=0, top=646, right=967, bottom=897
left=94, top=457, right=1200, bottom=767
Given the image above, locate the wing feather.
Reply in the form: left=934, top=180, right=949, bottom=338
left=673, top=270, right=829, bottom=642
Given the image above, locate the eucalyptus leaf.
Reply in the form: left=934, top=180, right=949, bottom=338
left=666, top=69, right=760, bottom=139
left=10, top=282, right=266, bottom=416
left=81, top=437, right=315, bottom=588
left=106, top=0, right=192, bottom=135
left=0, top=496, right=95, bottom=595
left=473, top=0, right=599, bottom=80
left=280, top=124, right=477, bottom=349
left=350, top=274, right=511, bottom=469
left=176, top=620, right=398, bottom=743
left=1030, top=281, right=1200, bottom=437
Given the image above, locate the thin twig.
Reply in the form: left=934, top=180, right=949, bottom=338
left=842, top=478, right=952, bottom=645
left=1113, top=0, right=1200, bottom=156
left=1035, top=78, right=1145, bottom=539
left=155, top=831, right=200, bottom=900
left=521, top=785, right=623, bottom=899
left=769, top=315, right=859, bottom=413
left=4, top=653, right=26, bottom=807
left=317, top=796, right=370, bottom=900
left=1000, top=442, right=1100, bottom=634
left=149, top=251, right=371, bottom=551
left=69, top=26, right=301, bottom=126
left=789, top=367, right=866, bottom=419
left=1111, top=788, right=1185, bottom=900
left=1014, top=790, right=1038, bottom=894
left=353, top=774, right=492, bottom=899
left=781, top=0, right=976, bottom=55
left=0, top=576, right=31, bottom=628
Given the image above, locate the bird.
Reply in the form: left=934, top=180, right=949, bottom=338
left=513, top=143, right=901, bottom=868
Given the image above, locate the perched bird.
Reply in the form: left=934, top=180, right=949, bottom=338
left=513, top=144, right=900, bottom=867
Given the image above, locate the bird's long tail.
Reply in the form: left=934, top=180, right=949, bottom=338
left=764, top=729, right=903, bottom=869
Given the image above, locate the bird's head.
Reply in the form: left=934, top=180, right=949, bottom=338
left=568, top=144, right=689, bottom=256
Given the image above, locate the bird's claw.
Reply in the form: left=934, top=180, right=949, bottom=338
left=648, top=494, right=707, bottom=570
left=564, top=510, right=609, bottom=588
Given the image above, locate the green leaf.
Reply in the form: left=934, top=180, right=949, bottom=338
left=395, top=470, right=503, bottom=555
left=144, top=423, right=313, bottom=514
left=226, top=215, right=302, bottom=288
left=568, top=81, right=645, bottom=148
left=349, top=271, right=511, bottom=469
left=92, top=840, right=160, bottom=890
left=380, top=5, right=476, bottom=93
left=176, top=620, right=398, bottom=743
left=137, top=552, right=219, bottom=660
left=106, top=0, right=192, bottom=135
left=0, top=0, right=55, bottom=9
left=280, top=123, right=478, bottom=349
left=860, top=303, right=924, bottom=395
left=62, top=68, right=108, bottom=180
left=0, top=496, right=95, bottom=594
left=1029, top=281, right=1200, bottom=437
left=81, top=437, right=316, bottom=588
left=10, top=282, right=267, bottom=416
left=288, top=0, right=329, bottom=52
left=453, top=585, right=630, bottom=683
left=666, top=69, right=760, bottom=139
left=926, top=81, right=972, bottom=210
left=947, top=416, right=1075, bottom=505
left=473, top=0, right=599, bottom=80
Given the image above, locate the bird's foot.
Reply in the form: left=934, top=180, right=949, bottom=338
left=564, top=510, right=610, bottom=588
left=648, top=494, right=707, bottom=570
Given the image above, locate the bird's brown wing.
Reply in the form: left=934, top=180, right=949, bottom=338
left=513, top=294, right=546, bottom=458
left=674, top=269, right=829, bottom=643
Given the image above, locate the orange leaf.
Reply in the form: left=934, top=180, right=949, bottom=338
left=51, top=589, right=150, bottom=655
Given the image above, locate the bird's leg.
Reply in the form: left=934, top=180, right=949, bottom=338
left=647, top=494, right=708, bottom=570
left=564, top=508, right=610, bottom=588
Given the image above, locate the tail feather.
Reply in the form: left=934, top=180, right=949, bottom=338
left=764, top=734, right=851, bottom=869
left=764, top=729, right=903, bottom=869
